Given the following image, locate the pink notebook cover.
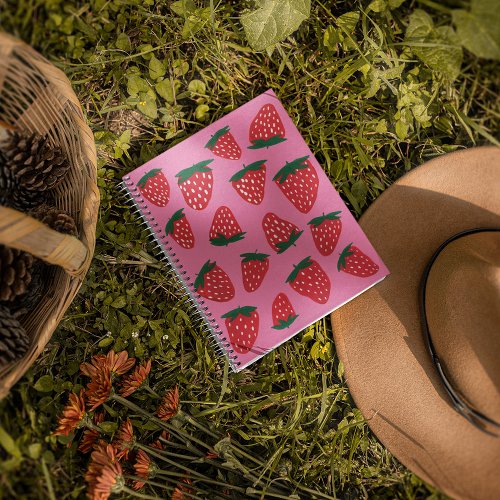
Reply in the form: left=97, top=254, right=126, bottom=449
left=122, top=90, right=389, bottom=371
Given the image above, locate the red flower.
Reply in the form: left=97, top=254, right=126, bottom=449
left=81, top=351, right=135, bottom=380
left=106, top=350, right=136, bottom=376
left=112, top=418, right=135, bottom=460
left=156, top=386, right=179, bottom=421
left=80, top=354, right=107, bottom=378
left=150, top=430, right=170, bottom=450
left=52, top=390, right=86, bottom=437
left=171, top=478, right=193, bottom=500
left=119, top=359, right=152, bottom=397
left=132, top=449, right=157, bottom=490
left=79, top=411, right=105, bottom=454
left=86, top=367, right=113, bottom=411
left=86, top=443, right=123, bottom=500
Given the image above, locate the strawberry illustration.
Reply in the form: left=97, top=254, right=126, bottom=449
left=286, top=256, right=331, bottom=304
left=229, top=160, right=266, bottom=205
left=337, top=243, right=379, bottom=278
left=136, top=169, right=170, bottom=207
left=240, top=251, right=270, bottom=292
left=205, top=126, right=241, bottom=160
left=272, top=293, right=299, bottom=330
left=273, top=156, right=319, bottom=213
left=248, top=103, right=287, bottom=149
left=165, top=208, right=195, bottom=249
left=194, top=260, right=235, bottom=302
left=209, top=206, right=246, bottom=246
left=307, top=211, right=342, bottom=256
left=175, top=159, right=214, bottom=210
left=262, top=212, right=303, bottom=254
left=221, top=306, right=259, bottom=354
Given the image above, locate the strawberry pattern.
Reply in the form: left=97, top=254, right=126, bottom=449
left=125, top=90, right=388, bottom=371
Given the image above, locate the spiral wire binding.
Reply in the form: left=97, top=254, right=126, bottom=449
left=119, top=178, right=241, bottom=371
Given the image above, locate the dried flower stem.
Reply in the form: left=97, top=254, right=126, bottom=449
left=111, top=394, right=213, bottom=451
left=120, top=485, right=163, bottom=499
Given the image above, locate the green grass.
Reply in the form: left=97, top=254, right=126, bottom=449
left=0, top=0, right=498, bottom=498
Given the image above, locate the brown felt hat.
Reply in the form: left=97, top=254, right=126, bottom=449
left=331, top=147, right=500, bottom=499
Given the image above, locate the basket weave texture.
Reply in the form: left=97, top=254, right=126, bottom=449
left=0, top=33, right=98, bottom=399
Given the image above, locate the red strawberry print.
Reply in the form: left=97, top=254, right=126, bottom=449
left=175, top=159, right=213, bottom=210
left=240, top=251, right=270, bottom=292
left=272, top=293, right=299, bottom=330
left=205, top=126, right=241, bottom=160
left=286, top=256, right=330, bottom=304
left=165, top=208, right=194, bottom=249
left=262, top=212, right=303, bottom=254
left=209, top=206, right=246, bottom=246
left=337, top=243, right=379, bottom=277
left=273, top=156, right=319, bottom=213
left=221, top=306, right=259, bottom=354
left=194, top=260, right=235, bottom=302
left=229, top=160, right=266, bottom=205
left=137, top=169, right=170, bottom=207
left=248, top=104, right=287, bottom=149
left=307, top=211, right=342, bottom=256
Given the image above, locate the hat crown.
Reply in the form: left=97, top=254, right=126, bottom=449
left=425, top=231, right=500, bottom=425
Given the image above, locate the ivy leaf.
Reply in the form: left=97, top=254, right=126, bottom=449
left=156, top=79, right=176, bottom=103
left=110, top=296, right=127, bottom=308
left=171, top=0, right=197, bottom=17
left=149, top=55, right=166, bottom=80
left=241, top=0, right=311, bottom=51
left=115, top=33, right=131, bottom=51
left=127, top=75, right=149, bottom=96
left=188, top=79, right=206, bottom=95
left=452, top=0, right=500, bottom=60
left=336, top=11, right=359, bottom=34
left=34, top=375, right=54, bottom=393
left=405, top=9, right=463, bottom=81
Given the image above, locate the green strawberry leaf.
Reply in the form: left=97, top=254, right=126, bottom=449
left=271, top=314, right=299, bottom=330
left=337, top=242, right=355, bottom=272
left=307, top=211, right=341, bottom=227
left=229, top=160, right=267, bottom=182
left=248, top=135, right=287, bottom=149
left=240, top=251, right=270, bottom=262
left=175, top=159, right=213, bottom=183
left=221, top=305, right=257, bottom=322
left=194, top=260, right=216, bottom=290
left=205, top=126, right=230, bottom=150
left=165, top=208, right=185, bottom=235
left=286, top=256, right=313, bottom=283
left=241, top=0, right=311, bottom=51
left=210, top=232, right=246, bottom=246
left=137, top=168, right=162, bottom=188
left=275, top=229, right=303, bottom=254
left=272, top=155, right=310, bottom=183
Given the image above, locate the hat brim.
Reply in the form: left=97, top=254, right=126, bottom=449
left=331, top=147, right=500, bottom=499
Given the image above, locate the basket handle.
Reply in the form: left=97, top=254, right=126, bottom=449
left=0, top=206, right=88, bottom=277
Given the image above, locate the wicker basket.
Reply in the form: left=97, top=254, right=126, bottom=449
left=0, top=33, right=98, bottom=399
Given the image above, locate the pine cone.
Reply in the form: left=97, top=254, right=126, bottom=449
left=30, top=205, right=78, bottom=236
left=0, top=305, right=29, bottom=367
left=0, top=150, right=13, bottom=192
left=0, top=245, right=34, bottom=301
left=9, top=261, right=47, bottom=317
left=2, top=131, right=70, bottom=192
left=0, top=149, right=14, bottom=207
left=10, top=188, right=52, bottom=211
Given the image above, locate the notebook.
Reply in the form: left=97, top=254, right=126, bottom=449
left=121, top=90, right=389, bottom=372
